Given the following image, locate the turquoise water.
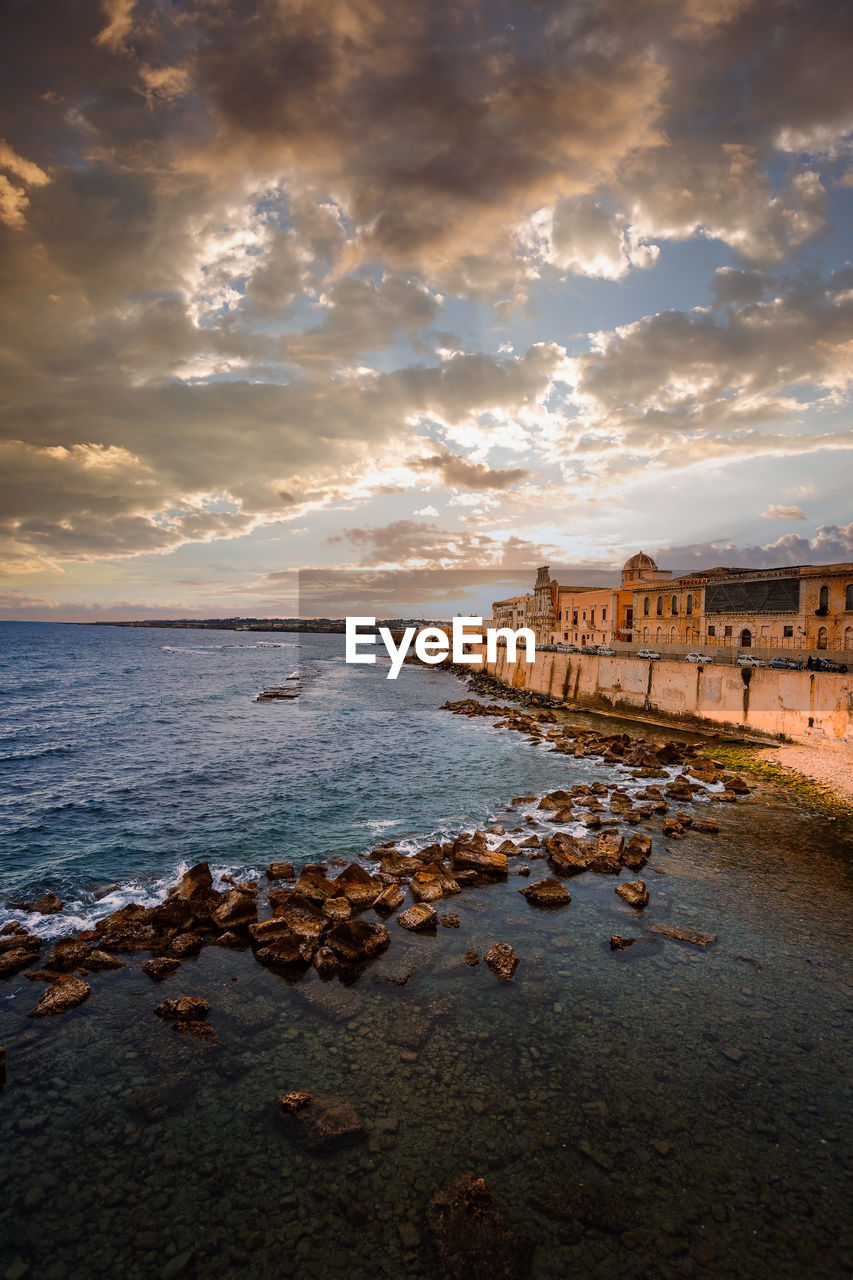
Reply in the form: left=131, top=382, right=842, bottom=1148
left=0, top=624, right=851, bottom=1278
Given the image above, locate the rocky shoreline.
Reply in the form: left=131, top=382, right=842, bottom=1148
left=0, top=691, right=748, bottom=1067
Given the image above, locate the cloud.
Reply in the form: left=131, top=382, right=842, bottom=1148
left=656, top=522, right=853, bottom=570
left=762, top=504, right=806, bottom=519
left=411, top=444, right=530, bottom=491
left=329, top=520, right=550, bottom=569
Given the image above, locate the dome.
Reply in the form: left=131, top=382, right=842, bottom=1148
left=622, top=551, right=658, bottom=583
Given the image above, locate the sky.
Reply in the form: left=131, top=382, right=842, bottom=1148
left=1, top=0, right=852, bottom=620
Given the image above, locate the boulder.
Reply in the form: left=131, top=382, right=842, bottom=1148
left=545, top=834, right=592, bottom=876
left=211, top=888, right=258, bottom=931
left=519, top=878, right=572, bottom=907
left=332, top=863, right=381, bottom=910
left=256, top=935, right=317, bottom=969
left=268, top=893, right=328, bottom=941
left=293, top=865, right=338, bottom=904
left=28, top=975, right=91, bottom=1017
left=95, top=904, right=163, bottom=953
left=313, top=946, right=339, bottom=978
left=450, top=833, right=508, bottom=878
left=411, top=870, right=446, bottom=903
left=80, top=949, right=124, bottom=972
left=463, top=952, right=479, bottom=966
left=426, top=1172, right=530, bottom=1280
left=325, top=919, right=390, bottom=964
left=322, top=896, right=353, bottom=922
left=31, top=892, right=64, bottom=915
left=278, top=1091, right=366, bottom=1153
left=692, top=819, right=720, bottom=834
left=649, top=922, right=717, bottom=946
left=142, top=957, right=181, bottom=982
left=662, top=817, right=686, bottom=839
left=373, top=883, right=405, bottom=915
left=622, top=833, right=652, bottom=871
left=266, top=862, right=295, bottom=880
left=380, top=851, right=426, bottom=879
left=724, top=775, right=750, bottom=794
left=397, top=903, right=438, bottom=933
left=154, top=995, right=211, bottom=1022
left=615, top=880, right=650, bottom=909
left=587, top=829, right=624, bottom=874
left=484, top=944, right=519, bottom=982
left=169, top=931, right=207, bottom=958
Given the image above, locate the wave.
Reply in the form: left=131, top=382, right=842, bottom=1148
left=161, top=641, right=296, bottom=653
left=0, top=743, right=74, bottom=763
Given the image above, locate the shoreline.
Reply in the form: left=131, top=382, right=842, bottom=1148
left=755, top=741, right=853, bottom=806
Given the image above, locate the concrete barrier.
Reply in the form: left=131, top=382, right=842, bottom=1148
left=465, top=645, right=853, bottom=744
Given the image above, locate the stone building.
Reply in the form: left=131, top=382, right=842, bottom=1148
left=491, top=594, right=532, bottom=630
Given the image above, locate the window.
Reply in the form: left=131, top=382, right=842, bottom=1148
left=708, top=625, right=716, bottom=637
left=818, top=585, right=829, bottom=613
left=582, top=610, right=586, bottom=621
left=740, top=629, right=752, bottom=648
left=783, top=626, right=793, bottom=638
left=643, top=597, right=650, bottom=617
left=846, top=584, right=853, bottom=610
left=671, top=596, right=678, bottom=616
left=656, top=596, right=663, bottom=616
left=724, top=625, right=732, bottom=637
left=572, top=611, right=578, bottom=626
left=817, top=626, right=828, bottom=650
left=602, top=607, right=607, bottom=622
left=686, top=594, right=693, bottom=616
left=845, top=626, right=853, bottom=650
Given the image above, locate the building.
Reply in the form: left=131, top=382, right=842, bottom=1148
left=491, top=594, right=532, bottom=630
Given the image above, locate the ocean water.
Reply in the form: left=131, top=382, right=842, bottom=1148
left=1, top=623, right=852, bottom=1280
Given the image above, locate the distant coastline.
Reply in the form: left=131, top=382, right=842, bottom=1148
left=85, top=617, right=421, bottom=634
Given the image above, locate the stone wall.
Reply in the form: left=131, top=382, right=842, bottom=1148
left=464, top=645, right=853, bottom=744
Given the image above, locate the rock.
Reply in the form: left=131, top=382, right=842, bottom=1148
left=622, top=832, right=652, bottom=871
left=278, top=1091, right=366, bottom=1153
left=464, top=952, right=479, bottom=966
left=615, top=880, right=650, bottom=909
left=28, top=974, right=91, bottom=1017
left=411, top=870, right=446, bottom=902
left=142, top=957, right=181, bottom=982
left=155, top=995, right=211, bottom=1021
left=609, top=934, right=636, bottom=951
left=169, top=931, right=207, bottom=958
left=520, top=835, right=540, bottom=848
left=450, top=833, right=508, bottom=878
left=380, top=850, right=426, bottom=879
left=256, top=933, right=317, bottom=969
left=398, top=903, right=438, bottom=933
left=313, top=946, right=339, bottom=978
left=426, top=1172, right=530, bottom=1280
left=725, top=775, right=750, bottom=794
left=80, top=949, right=124, bottom=971
left=211, top=888, right=257, bottom=931
left=322, top=896, right=353, bottom=922
left=484, top=944, right=519, bottom=982
left=175, top=862, right=213, bottom=898
left=692, top=819, right=720, bottom=834
left=588, top=829, right=624, bottom=873
left=209, top=930, right=249, bottom=949
left=266, top=861, right=295, bottom=880
left=293, top=864, right=338, bottom=904
left=332, top=863, right=381, bottom=909
left=0, top=941, right=42, bottom=978
left=373, top=883, right=405, bottom=915
left=267, top=893, right=328, bottom=941
left=650, top=922, right=717, bottom=946
left=664, top=778, right=694, bottom=801
left=545, top=833, right=591, bottom=876
left=325, top=919, right=390, bottom=964
left=31, top=892, right=64, bottom=915
left=97, top=903, right=163, bottom=952
left=519, top=878, right=572, bottom=907
left=663, top=817, right=686, bottom=838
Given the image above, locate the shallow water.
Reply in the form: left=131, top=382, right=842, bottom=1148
left=0, top=626, right=852, bottom=1279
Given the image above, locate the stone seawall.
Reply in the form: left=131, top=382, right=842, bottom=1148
left=461, top=645, right=853, bottom=744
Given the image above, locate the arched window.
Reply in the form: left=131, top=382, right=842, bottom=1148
left=655, top=626, right=662, bottom=642
left=642, top=626, right=649, bottom=642
left=845, top=626, right=853, bottom=650
left=740, top=628, right=752, bottom=649
left=686, top=594, right=693, bottom=616
left=846, top=584, right=853, bottom=610
left=643, top=597, right=650, bottom=617
left=818, top=585, right=829, bottom=613
left=817, top=626, right=828, bottom=650
left=656, top=596, right=663, bottom=616
left=671, top=596, right=678, bottom=616
left=670, top=627, right=677, bottom=643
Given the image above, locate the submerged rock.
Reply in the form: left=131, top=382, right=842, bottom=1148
left=615, top=880, right=650, bottom=910
left=463, top=952, right=479, bottom=966
left=609, top=934, right=636, bottom=951
left=426, top=1172, right=530, bottom=1280
left=332, top=862, right=381, bottom=909
left=519, top=878, right=572, bottom=907
left=322, top=896, right=353, bottom=922
left=210, top=887, right=257, bottom=931
left=278, top=1091, right=366, bottom=1153
left=650, top=922, right=717, bottom=946
left=484, top=944, right=519, bottom=982
left=154, top=995, right=211, bottom=1022
left=28, top=975, right=91, bottom=1017
left=266, top=861, right=295, bottom=880
left=373, top=883, right=405, bottom=915
left=545, top=833, right=591, bottom=876
left=622, top=832, right=652, bottom=871
left=31, top=892, right=64, bottom=915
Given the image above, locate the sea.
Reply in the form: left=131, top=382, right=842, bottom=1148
left=0, top=621, right=851, bottom=1280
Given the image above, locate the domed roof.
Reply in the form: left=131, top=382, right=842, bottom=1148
left=623, top=552, right=657, bottom=572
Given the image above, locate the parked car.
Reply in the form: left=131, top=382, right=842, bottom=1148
left=806, top=656, right=848, bottom=673
left=636, top=648, right=661, bottom=660
left=596, top=646, right=616, bottom=657
left=579, top=644, right=599, bottom=655
left=768, top=656, right=803, bottom=670
left=737, top=654, right=766, bottom=667
left=684, top=652, right=714, bottom=664
left=539, top=643, right=558, bottom=652
left=555, top=643, right=577, bottom=653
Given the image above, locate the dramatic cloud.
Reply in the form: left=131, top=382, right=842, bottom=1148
left=657, top=522, right=853, bottom=570
left=411, top=445, right=530, bottom=491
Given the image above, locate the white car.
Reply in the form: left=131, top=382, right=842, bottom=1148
left=737, top=654, right=766, bottom=667
left=597, top=646, right=616, bottom=657
left=636, top=648, right=661, bottom=660
left=685, top=652, right=714, bottom=664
